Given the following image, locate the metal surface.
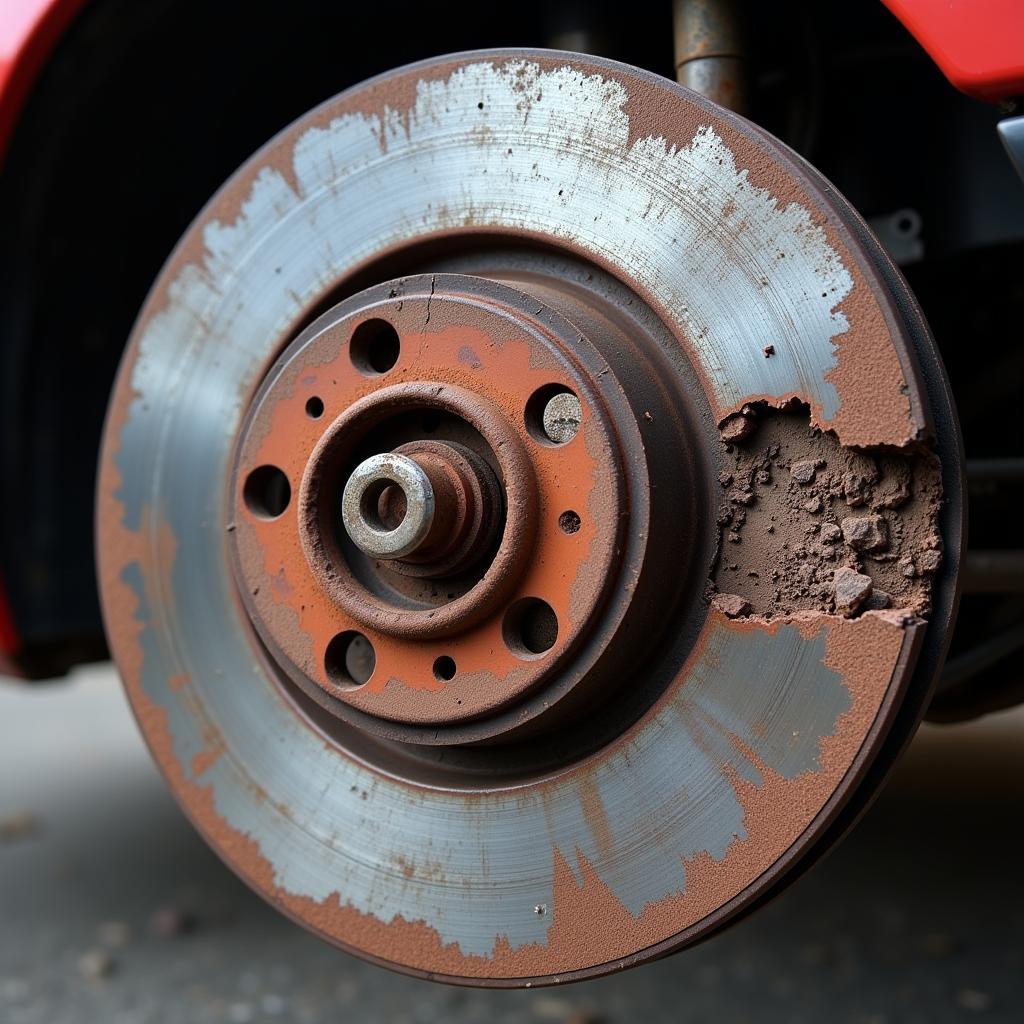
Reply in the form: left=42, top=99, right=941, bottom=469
left=96, top=50, right=963, bottom=986
left=342, top=453, right=436, bottom=559
left=672, top=0, right=746, bottom=113
left=998, top=115, right=1024, bottom=185
left=541, top=392, right=582, bottom=445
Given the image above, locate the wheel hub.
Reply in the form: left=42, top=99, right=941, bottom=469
left=229, top=272, right=694, bottom=738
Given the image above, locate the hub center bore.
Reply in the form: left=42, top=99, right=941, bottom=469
left=343, top=452, right=436, bottom=559
left=341, top=439, right=504, bottom=576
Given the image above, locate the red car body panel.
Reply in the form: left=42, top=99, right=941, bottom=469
left=882, top=0, right=1024, bottom=101
left=0, top=0, right=86, bottom=162
left=0, top=0, right=85, bottom=660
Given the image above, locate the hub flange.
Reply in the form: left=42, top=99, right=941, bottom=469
left=229, top=273, right=692, bottom=738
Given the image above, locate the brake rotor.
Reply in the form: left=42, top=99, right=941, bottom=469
left=97, top=50, right=963, bottom=985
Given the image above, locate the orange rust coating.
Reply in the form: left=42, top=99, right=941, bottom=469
left=391, top=445, right=475, bottom=564
left=234, top=296, right=622, bottom=727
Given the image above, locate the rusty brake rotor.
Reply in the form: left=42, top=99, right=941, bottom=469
left=96, top=50, right=963, bottom=985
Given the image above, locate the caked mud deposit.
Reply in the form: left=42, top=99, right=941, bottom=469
left=711, top=408, right=942, bottom=619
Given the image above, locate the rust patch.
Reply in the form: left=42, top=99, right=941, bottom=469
left=191, top=749, right=221, bottom=776
left=133, top=53, right=922, bottom=456
left=577, top=777, right=614, bottom=860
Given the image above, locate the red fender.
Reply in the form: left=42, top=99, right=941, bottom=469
left=883, top=0, right=1024, bottom=101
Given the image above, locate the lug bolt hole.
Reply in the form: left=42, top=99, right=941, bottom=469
left=325, top=631, right=375, bottom=688
left=525, top=384, right=581, bottom=446
left=432, top=655, right=457, bottom=681
left=305, top=396, right=324, bottom=418
left=503, top=598, right=558, bottom=659
left=242, top=465, right=291, bottom=520
left=350, top=318, right=401, bottom=375
left=558, top=510, right=582, bottom=534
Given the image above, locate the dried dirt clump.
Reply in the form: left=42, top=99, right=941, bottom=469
left=710, top=408, right=942, bottom=618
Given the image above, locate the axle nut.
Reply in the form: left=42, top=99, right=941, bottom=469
left=342, top=453, right=435, bottom=559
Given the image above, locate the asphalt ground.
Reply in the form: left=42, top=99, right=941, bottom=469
left=1, top=664, right=1022, bottom=1023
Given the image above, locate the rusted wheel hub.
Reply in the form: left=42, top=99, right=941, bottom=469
left=97, top=51, right=963, bottom=985
left=229, top=272, right=698, bottom=739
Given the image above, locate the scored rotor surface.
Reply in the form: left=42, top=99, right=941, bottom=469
left=96, top=49, right=962, bottom=985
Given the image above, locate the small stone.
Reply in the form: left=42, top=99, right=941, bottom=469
left=841, top=514, right=889, bottom=554
left=755, top=468, right=771, bottom=484
left=567, top=1013, right=607, bottom=1024
left=833, top=567, right=873, bottom=616
left=718, top=471, right=734, bottom=487
left=864, top=589, right=892, bottom=610
left=918, top=549, right=942, bottom=573
left=791, top=460, right=817, bottom=485
left=727, top=531, right=742, bottom=543
left=712, top=593, right=752, bottom=618
left=763, top=344, right=775, bottom=357
left=820, top=523, right=842, bottom=544
left=77, top=949, right=115, bottom=980
left=716, top=506, right=733, bottom=526
left=899, top=556, right=917, bottom=579
left=803, top=496, right=823, bottom=513
left=531, top=996, right=575, bottom=1020
left=720, top=412, right=756, bottom=444
left=728, top=488, right=755, bottom=506
left=841, top=453, right=880, bottom=506
left=149, top=905, right=197, bottom=938
left=873, top=458, right=912, bottom=509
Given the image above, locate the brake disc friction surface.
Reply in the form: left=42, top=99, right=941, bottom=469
left=97, top=51, right=959, bottom=984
